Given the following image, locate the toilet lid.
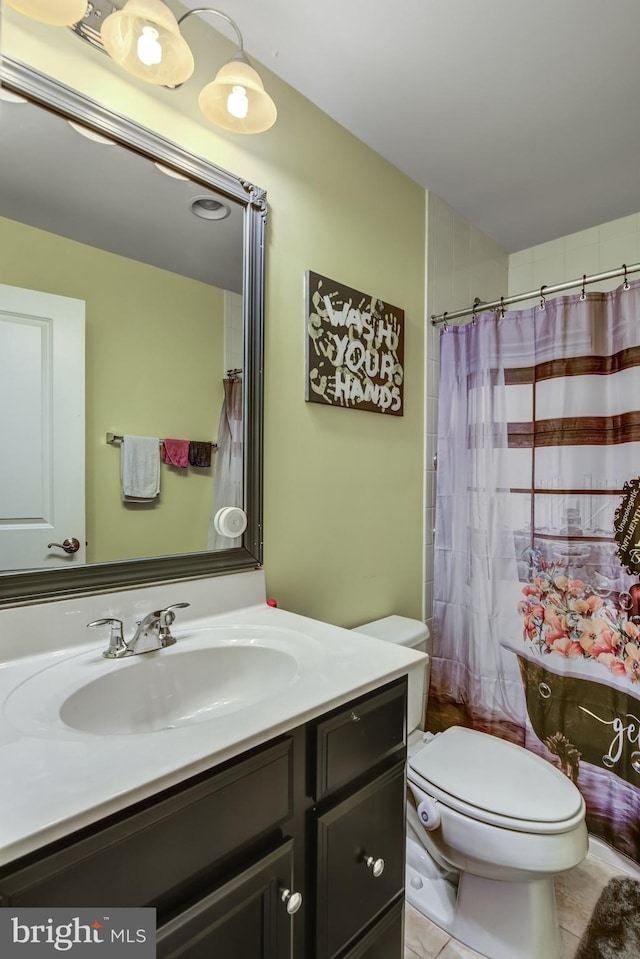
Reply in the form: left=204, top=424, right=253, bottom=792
left=408, top=727, right=583, bottom=825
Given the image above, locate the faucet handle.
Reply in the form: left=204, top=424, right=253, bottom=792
left=158, top=602, right=191, bottom=626
left=157, top=602, right=190, bottom=644
left=87, top=618, right=125, bottom=659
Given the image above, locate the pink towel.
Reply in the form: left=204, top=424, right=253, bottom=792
left=161, top=438, right=189, bottom=468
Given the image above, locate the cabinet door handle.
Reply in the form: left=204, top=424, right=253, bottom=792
left=350, top=711, right=361, bottom=722
left=280, top=888, right=303, bottom=914
left=363, top=855, right=385, bottom=878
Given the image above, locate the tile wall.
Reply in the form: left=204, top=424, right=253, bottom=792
left=508, top=212, right=640, bottom=305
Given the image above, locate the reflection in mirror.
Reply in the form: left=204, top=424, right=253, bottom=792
left=0, top=58, right=265, bottom=606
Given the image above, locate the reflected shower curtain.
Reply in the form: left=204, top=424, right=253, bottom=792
left=207, top=375, right=243, bottom=550
left=428, top=281, right=640, bottom=863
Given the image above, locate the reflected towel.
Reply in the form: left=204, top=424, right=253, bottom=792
left=188, top=441, right=212, bottom=468
left=121, top=436, right=160, bottom=501
left=161, top=438, right=189, bottom=468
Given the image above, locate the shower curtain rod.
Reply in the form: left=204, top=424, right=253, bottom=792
left=431, top=261, right=640, bottom=326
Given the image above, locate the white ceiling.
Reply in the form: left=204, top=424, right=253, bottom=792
left=0, top=95, right=244, bottom=292
left=181, top=0, right=640, bottom=253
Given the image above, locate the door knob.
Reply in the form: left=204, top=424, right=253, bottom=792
left=47, top=537, right=81, bottom=554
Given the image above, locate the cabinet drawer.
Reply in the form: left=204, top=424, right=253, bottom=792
left=312, top=680, right=406, bottom=799
left=0, top=738, right=292, bottom=909
left=340, top=899, right=404, bottom=959
left=157, top=840, right=294, bottom=959
left=315, top=763, right=405, bottom=959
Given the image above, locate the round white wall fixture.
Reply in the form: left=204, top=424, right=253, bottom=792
left=214, top=506, right=247, bottom=538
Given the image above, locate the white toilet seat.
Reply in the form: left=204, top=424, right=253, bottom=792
left=408, top=726, right=585, bottom=835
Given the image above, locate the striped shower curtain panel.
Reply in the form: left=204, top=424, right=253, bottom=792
left=429, top=280, right=640, bottom=863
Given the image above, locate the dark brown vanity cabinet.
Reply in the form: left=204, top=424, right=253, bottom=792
left=315, top=766, right=406, bottom=959
left=156, top=843, right=295, bottom=959
left=310, top=681, right=407, bottom=959
left=0, top=677, right=407, bottom=959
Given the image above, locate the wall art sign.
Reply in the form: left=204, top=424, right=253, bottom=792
left=304, top=270, right=404, bottom=415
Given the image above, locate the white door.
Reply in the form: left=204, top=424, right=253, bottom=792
left=0, top=284, right=85, bottom=570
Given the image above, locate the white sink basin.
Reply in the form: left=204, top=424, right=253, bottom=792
left=60, top=645, right=299, bottom=734
left=3, top=625, right=316, bottom=737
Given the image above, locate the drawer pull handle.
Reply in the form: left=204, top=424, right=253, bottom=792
left=280, top=888, right=303, bottom=915
left=364, top=855, right=385, bottom=878
left=350, top=712, right=361, bottom=722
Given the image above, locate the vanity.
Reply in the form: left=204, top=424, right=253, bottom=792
left=0, top=572, right=423, bottom=959
left=0, top=682, right=407, bottom=959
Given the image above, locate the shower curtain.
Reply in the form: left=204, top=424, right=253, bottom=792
left=428, top=280, right=640, bottom=864
left=207, top=375, right=243, bottom=550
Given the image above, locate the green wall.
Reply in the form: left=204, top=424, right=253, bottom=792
left=4, top=9, right=426, bottom=626
left=0, top=215, right=224, bottom=563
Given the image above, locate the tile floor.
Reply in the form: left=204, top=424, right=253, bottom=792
left=404, top=852, right=633, bottom=959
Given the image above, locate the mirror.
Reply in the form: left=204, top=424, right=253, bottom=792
left=0, top=57, right=265, bottom=606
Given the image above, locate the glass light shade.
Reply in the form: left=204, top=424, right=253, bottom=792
left=198, top=60, right=277, bottom=134
left=6, top=0, right=88, bottom=25
left=67, top=120, right=117, bottom=145
left=100, top=0, right=194, bottom=86
left=0, top=88, right=28, bottom=103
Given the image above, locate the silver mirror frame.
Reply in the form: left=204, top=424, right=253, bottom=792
left=0, top=57, right=264, bottom=607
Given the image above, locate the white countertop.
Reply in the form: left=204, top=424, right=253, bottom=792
left=0, top=600, right=425, bottom=866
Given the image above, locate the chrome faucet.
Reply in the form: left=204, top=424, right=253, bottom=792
left=87, top=603, right=190, bottom=659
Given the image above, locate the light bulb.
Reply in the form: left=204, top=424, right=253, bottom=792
left=137, top=26, right=163, bottom=66
left=227, top=85, right=249, bottom=120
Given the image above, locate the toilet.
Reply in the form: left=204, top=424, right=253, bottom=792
left=353, top=616, right=588, bottom=959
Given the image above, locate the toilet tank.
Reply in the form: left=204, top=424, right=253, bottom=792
left=352, top=615, right=430, bottom=733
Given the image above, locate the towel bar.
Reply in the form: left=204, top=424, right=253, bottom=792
left=106, top=432, right=217, bottom=450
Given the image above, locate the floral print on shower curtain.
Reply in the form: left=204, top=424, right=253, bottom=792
left=428, top=280, right=640, bottom=864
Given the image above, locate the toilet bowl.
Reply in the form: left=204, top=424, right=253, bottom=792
left=352, top=617, right=588, bottom=959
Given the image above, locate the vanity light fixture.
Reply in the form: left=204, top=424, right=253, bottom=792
left=0, top=87, right=28, bottom=103
left=153, top=162, right=190, bottom=180
left=7, top=0, right=277, bottom=133
left=100, top=0, right=195, bottom=86
left=5, top=0, right=89, bottom=26
left=67, top=119, right=117, bottom=144
left=100, top=1, right=277, bottom=133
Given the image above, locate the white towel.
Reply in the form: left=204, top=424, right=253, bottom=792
left=121, top=436, right=160, bottom=501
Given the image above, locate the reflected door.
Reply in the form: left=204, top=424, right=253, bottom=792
left=0, top=284, right=85, bottom=569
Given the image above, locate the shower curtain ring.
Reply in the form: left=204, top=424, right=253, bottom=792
left=500, top=296, right=506, bottom=318
left=539, top=285, right=547, bottom=310
left=580, top=274, right=587, bottom=300
left=441, top=312, right=449, bottom=332
left=623, top=264, right=630, bottom=290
